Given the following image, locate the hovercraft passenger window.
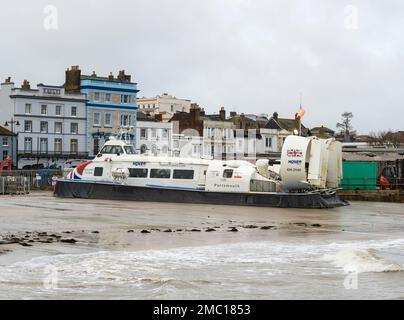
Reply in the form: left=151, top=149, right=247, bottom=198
left=94, top=167, right=103, bottom=177
left=150, top=169, right=171, bottom=179
left=173, top=169, right=194, bottom=180
left=223, top=169, right=233, bottom=178
left=129, top=168, right=148, bottom=178
left=124, top=146, right=136, bottom=155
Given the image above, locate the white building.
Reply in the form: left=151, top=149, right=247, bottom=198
left=172, top=133, right=203, bottom=159
left=256, top=128, right=283, bottom=154
left=137, top=93, right=192, bottom=122
left=136, top=112, right=172, bottom=156
left=202, top=117, right=235, bottom=159
left=0, top=78, right=87, bottom=168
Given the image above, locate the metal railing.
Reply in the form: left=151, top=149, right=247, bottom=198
left=0, top=169, right=62, bottom=189
left=0, top=176, right=30, bottom=195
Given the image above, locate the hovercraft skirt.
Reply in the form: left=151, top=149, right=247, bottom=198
left=54, top=180, right=348, bottom=209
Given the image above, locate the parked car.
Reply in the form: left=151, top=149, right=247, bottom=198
left=63, top=159, right=88, bottom=170
left=22, top=163, right=45, bottom=170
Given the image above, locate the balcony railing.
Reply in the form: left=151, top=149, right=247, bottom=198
left=17, top=151, right=89, bottom=159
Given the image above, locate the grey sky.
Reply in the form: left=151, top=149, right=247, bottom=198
left=1, top=0, right=403, bottom=133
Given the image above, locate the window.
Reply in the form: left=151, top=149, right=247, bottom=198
left=24, top=120, right=32, bottom=132
left=173, top=170, right=194, bottom=180
left=94, top=167, right=103, bottom=177
left=121, top=95, right=129, bottom=103
left=105, top=93, right=111, bottom=102
left=124, top=146, right=136, bottom=154
left=99, top=145, right=124, bottom=155
left=71, top=123, right=78, bottom=134
left=40, top=121, right=48, bottom=133
left=70, top=139, right=78, bottom=154
left=120, top=114, right=131, bottom=126
left=2, top=137, right=8, bottom=146
left=41, top=105, right=47, bottom=115
left=223, top=169, right=233, bottom=178
left=71, top=106, right=77, bottom=117
left=54, top=105, right=61, bottom=116
left=104, top=113, right=112, bottom=127
left=94, top=92, right=100, bottom=101
left=54, top=138, right=62, bottom=154
left=140, top=128, right=147, bottom=139
left=55, top=122, right=62, bottom=134
left=40, top=138, right=48, bottom=154
left=140, top=145, right=147, bottom=154
left=43, top=88, right=60, bottom=95
left=151, top=145, right=157, bottom=156
left=171, top=105, right=174, bottom=112
left=150, top=169, right=171, bottom=179
left=93, top=112, right=101, bottom=127
left=24, top=137, right=32, bottom=153
left=128, top=168, right=148, bottom=178
left=25, top=104, right=31, bottom=114
left=265, top=137, right=272, bottom=148
left=2, top=150, right=8, bottom=161
left=162, top=129, right=168, bottom=139
left=151, top=129, right=157, bottom=138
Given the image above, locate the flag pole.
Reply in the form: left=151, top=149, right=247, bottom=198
left=299, top=92, right=302, bottom=136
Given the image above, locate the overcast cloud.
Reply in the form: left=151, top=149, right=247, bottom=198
left=1, top=0, right=403, bottom=133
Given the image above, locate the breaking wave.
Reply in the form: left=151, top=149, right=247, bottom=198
left=0, top=238, right=404, bottom=299
left=323, top=248, right=404, bottom=273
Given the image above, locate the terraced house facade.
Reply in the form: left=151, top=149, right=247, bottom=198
left=65, top=67, right=139, bottom=157
left=0, top=77, right=87, bottom=168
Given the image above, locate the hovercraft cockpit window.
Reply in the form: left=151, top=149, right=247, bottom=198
left=100, top=145, right=124, bottom=155
left=124, top=146, right=136, bottom=154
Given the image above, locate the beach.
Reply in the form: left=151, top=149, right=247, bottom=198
left=0, top=191, right=404, bottom=299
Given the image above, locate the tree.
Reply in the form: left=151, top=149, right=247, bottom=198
left=336, top=112, right=355, bottom=137
left=368, top=130, right=401, bottom=147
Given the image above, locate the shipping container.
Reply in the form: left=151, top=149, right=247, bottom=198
left=341, top=161, right=378, bottom=190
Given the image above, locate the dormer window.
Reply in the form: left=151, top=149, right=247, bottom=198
left=43, top=88, right=60, bottom=95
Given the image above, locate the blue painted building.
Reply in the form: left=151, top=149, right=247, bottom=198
left=65, top=67, right=139, bottom=157
left=0, top=125, right=17, bottom=167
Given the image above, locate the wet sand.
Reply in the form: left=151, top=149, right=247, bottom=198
left=0, top=191, right=398, bottom=256
left=1, top=191, right=403, bottom=259
left=1, top=191, right=404, bottom=299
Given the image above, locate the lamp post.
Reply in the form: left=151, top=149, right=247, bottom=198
left=4, top=118, right=20, bottom=167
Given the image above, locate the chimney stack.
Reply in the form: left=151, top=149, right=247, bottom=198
left=230, top=111, right=237, bottom=117
left=273, top=112, right=278, bottom=120
left=219, top=106, right=226, bottom=121
left=108, top=72, right=114, bottom=81
left=21, top=80, right=30, bottom=90
left=117, top=70, right=131, bottom=82
left=65, top=65, right=81, bottom=94
left=190, top=103, right=201, bottom=122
